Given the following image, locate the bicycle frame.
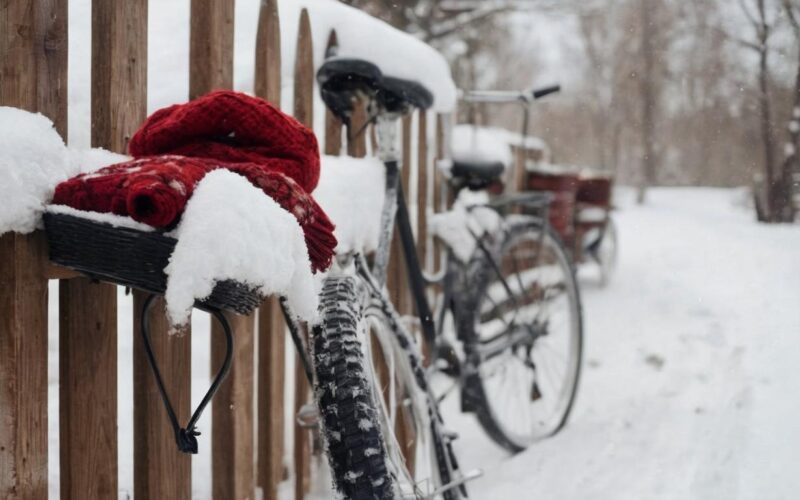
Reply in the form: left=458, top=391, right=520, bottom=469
left=367, top=112, right=552, bottom=368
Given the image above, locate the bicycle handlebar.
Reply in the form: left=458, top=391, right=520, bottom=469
left=531, top=84, right=561, bottom=100
left=461, top=84, right=561, bottom=104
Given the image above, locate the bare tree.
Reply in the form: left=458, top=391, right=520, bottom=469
left=637, top=0, right=658, bottom=203
left=735, top=0, right=794, bottom=221
left=780, top=0, right=800, bottom=219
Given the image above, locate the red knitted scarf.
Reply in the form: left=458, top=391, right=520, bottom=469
left=52, top=91, right=336, bottom=272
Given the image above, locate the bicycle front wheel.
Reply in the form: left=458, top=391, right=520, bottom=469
left=313, top=276, right=464, bottom=499
left=460, top=219, right=583, bottom=452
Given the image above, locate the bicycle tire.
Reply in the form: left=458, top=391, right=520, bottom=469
left=311, top=276, right=396, bottom=499
left=458, top=219, right=583, bottom=452
left=313, top=276, right=465, bottom=499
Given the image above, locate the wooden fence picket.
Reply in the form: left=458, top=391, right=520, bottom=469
left=0, top=3, right=64, bottom=496
left=187, top=1, right=259, bottom=497
left=76, top=1, right=140, bottom=499
left=324, top=31, right=344, bottom=156
left=417, top=112, right=429, bottom=268
left=254, top=1, right=288, bottom=498
left=348, top=101, right=370, bottom=158
left=293, top=9, right=315, bottom=499
left=432, top=114, right=448, bottom=273
left=387, top=115, right=413, bottom=315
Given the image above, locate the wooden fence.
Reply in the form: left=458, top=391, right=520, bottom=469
left=0, top=0, right=449, bottom=498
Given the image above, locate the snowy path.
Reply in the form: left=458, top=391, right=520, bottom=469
left=449, top=188, right=800, bottom=499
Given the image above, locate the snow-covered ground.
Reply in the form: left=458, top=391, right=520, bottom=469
left=449, top=187, right=800, bottom=499
left=44, top=186, right=800, bottom=498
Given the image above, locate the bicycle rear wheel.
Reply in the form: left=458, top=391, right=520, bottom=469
left=460, top=219, right=583, bottom=452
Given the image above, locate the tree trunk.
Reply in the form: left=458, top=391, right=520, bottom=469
left=779, top=23, right=800, bottom=221
left=637, top=0, right=657, bottom=204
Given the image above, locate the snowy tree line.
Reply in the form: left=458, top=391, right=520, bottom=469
left=341, top=0, right=800, bottom=220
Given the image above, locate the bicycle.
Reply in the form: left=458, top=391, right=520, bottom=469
left=465, top=88, right=619, bottom=285
left=300, top=57, right=584, bottom=499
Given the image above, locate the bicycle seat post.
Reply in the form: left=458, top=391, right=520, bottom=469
left=372, top=110, right=402, bottom=287
left=374, top=112, right=400, bottom=162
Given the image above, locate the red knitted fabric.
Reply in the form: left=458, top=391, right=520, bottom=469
left=52, top=91, right=336, bottom=272
left=129, top=90, right=321, bottom=192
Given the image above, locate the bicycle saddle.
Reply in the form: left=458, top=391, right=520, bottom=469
left=451, top=159, right=506, bottom=190
left=317, top=57, right=433, bottom=123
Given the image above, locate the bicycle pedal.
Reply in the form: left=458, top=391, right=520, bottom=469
left=296, top=403, right=320, bottom=428
left=442, top=430, right=460, bottom=441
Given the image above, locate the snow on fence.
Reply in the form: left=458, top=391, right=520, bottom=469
left=0, top=0, right=450, bottom=498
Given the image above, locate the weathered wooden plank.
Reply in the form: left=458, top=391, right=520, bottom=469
left=417, top=111, right=429, bottom=267
left=293, top=8, right=314, bottom=127
left=59, top=2, right=137, bottom=495
left=0, top=0, right=67, bottom=497
left=324, top=30, right=343, bottom=156
left=188, top=1, right=257, bottom=497
left=212, top=312, right=256, bottom=499
left=256, top=298, right=287, bottom=499
left=347, top=100, right=369, bottom=158
left=293, top=9, right=314, bottom=498
left=386, top=116, right=413, bottom=315
left=254, top=0, right=281, bottom=106
left=254, top=1, right=287, bottom=497
left=0, top=232, right=49, bottom=500
left=432, top=114, right=447, bottom=274
left=46, top=264, right=81, bottom=280
left=133, top=292, right=192, bottom=499
left=91, top=0, right=148, bottom=154
left=0, top=0, right=68, bottom=134
left=59, top=279, right=118, bottom=499
left=189, top=0, right=235, bottom=100
left=94, top=1, right=183, bottom=497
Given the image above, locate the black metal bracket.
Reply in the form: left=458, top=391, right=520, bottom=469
left=139, top=294, right=234, bottom=454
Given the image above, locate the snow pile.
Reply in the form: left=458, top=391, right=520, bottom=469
left=46, top=205, right=156, bottom=232
left=68, top=147, right=129, bottom=174
left=0, top=107, right=74, bottom=236
left=164, top=170, right=318, bottom=326
left=314, top=155, right=386, bottom=255
left=452, top=125, right=514, bottom=167
left=0, top=106, right=134, bottom=237
left=277, top=0, right=457, bottom=113
left=429, top=190, right=501, bottom=262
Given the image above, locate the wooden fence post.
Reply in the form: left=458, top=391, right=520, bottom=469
left=324, top=30, right=343, bottom=156
left=106, top=0, right=190, bottom=495
left=61, top=2, right=138, bottom=497
left=254, top=1, right=287, bottom=498
left=386, top=116, right=413, bottom=314
left=347, top=101, right=369, bottom=158
left=59, top=281, right=118, bottom=499
left=189, top=1, right=259, bottom=497
left=293, top=9, right=314, bottom=499
left=0, top=3, right=66, bottom=496
left=432, top=114, right=448, bottom=274
left=417, top=112, right=429, bottom=268
left=189, top=0, right=234, bottom=100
